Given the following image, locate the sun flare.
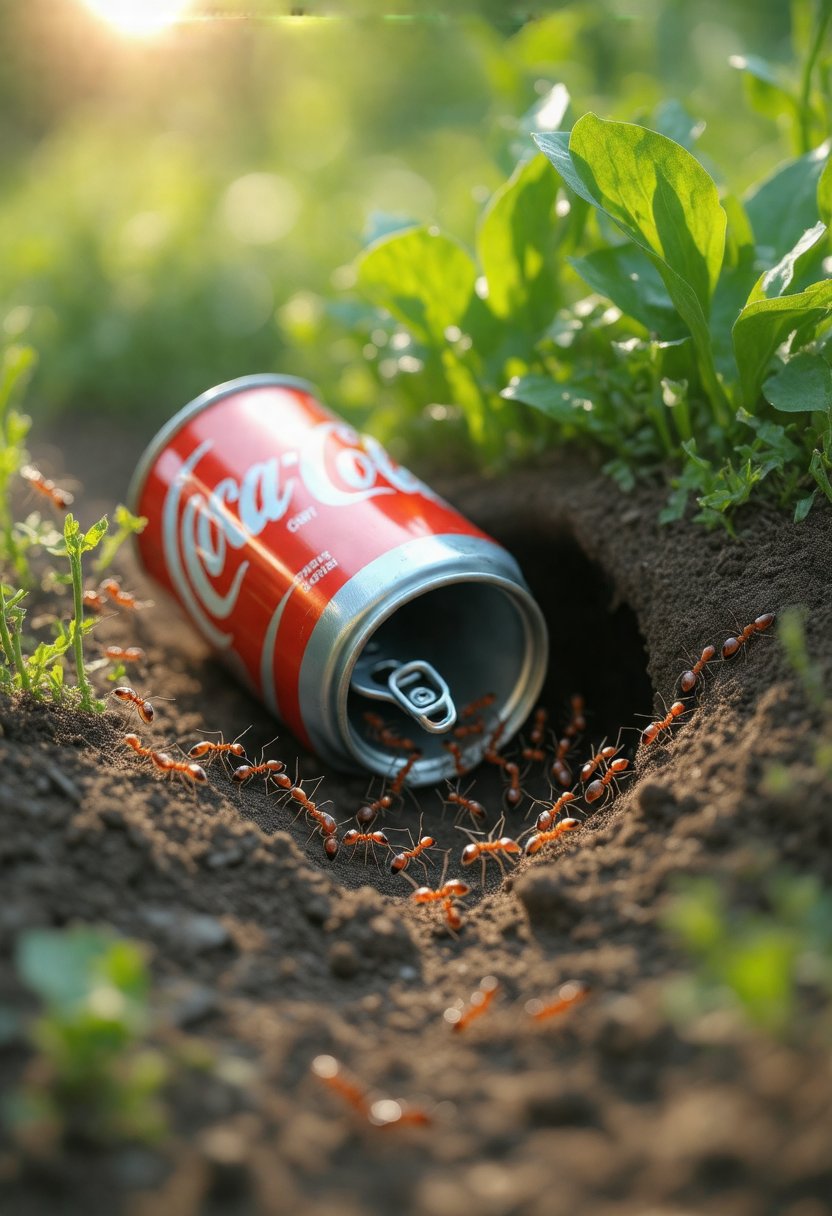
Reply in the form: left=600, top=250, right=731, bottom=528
left=80, top=0, right=191, bottom=37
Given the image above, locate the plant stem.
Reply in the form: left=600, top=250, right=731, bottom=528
left=0, top=585, right=30, bottom=692
left=798, top=2, right=832, bottom=153
left=69, top=546, right=93, bottom=711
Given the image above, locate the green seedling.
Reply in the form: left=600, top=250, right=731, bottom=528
left=0, top=344, right=37, bottom=583
left=46, top=513, right=108, bottom=713
left=93, top=504, right=147, bottom=574
left=7, top=927, right=167, bottom=1148
left=664, top=869, right=832, bottom=1038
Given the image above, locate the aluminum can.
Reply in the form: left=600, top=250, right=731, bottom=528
left=128, top=374, right=548, bottom=786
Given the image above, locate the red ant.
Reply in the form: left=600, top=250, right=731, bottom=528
left=679, top=644, right=716, bottom=693
left=483, top=719, right=506, bottom=766
left=20, top=464, right=73, bottom=511
left=453, top=721, right=484, bottom=739
left=83, top=589, right=107, bottom=614
left=390, top=750, right=420, bottom=797
left=443, top=975, right=500, bottom=1032
left=122, top=733, right=154, bottom=759
left=444, top=781, right=486, bottom=825
left=112, top=686, right=155, bottom=724
left=389, top=820, right=436, bottom=877
left=443, top=740, right=467, bottom=776
left=640, top=701, right=686, bottom=748
left=408, top=856, right=471, bottom=934
left=273, top=771, right=339, bottom=855
left=356, top=785, right=393, bottom=826
left=524, top=816, right=581, bottom=856
left=460, top=693, right=496, bottom=720
left=458, top=818, right=521, bottom=886
left=722, top=612, right=775, bottom=659
left=580, top=743, right=621, bottom=782
left=188, top=728, right=250, bottom=770
left=534, top=789, right=578, bottom=832
left=363, top=711, right=418, bottom=752
left=154, top=753, right=208, bottom=785
left=341, top=828, right=390, bottom=864
left=99, top=578, right=141, bottom=611
left=585, top=757, right=630, bottom=804
left=311, top=1055, right=431, bottom=1128
left=503, top=760, right=523, bottom=809
left=564, top=695, right=586, bottom=738
left=526, top=980, right=590, bottom=1023
left=232, top=757, right=285, bottom=784
left=103, top=645, right=145, bottom=663
left=521, top=707, right=549, bottom=761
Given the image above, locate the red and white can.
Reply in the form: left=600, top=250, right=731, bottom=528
left=128, top=375, right=547, bottom=785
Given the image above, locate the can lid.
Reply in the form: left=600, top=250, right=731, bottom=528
left=126, top=373, right=319, bottom=516
left=350, top=655, right=458, bottom=733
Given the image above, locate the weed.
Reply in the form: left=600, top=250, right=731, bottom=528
left=93, top=504, right=147, bottom=574
left=46, top=513, right=108, bottom=713
left=664, top=869, right=832, bottom=1038
left=6, top=928, right=167, bottom=1148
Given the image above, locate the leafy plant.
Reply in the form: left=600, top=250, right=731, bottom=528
left=46, top=513, right=108, bottom=713
left=93, top=504, right=147, bottom=574
left=0, top=344, right=37, bottom=582
left=665, top=870, right=832, bottom=1037
left=342, top=9, right=832, bottom=529
left=7, top=928, right=167, bottom=1147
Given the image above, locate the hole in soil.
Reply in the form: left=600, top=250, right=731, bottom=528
left=502, top=523, right=654, bottom=742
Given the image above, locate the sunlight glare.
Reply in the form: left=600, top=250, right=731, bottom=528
left=80, top=0, right=191, bottom=37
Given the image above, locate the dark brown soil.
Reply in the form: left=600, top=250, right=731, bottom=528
left=1, top=429, right=831, bottom=1216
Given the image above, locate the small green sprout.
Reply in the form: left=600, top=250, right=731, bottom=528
left=93, top=504, right=147, bottom=574
left=46, top=513, right=108, bottom=713
left=664, top=871, right=832, bottom=1038
left=7, top=928, right=167, bottom=1148
left=0, top=344, right=37, bottom=582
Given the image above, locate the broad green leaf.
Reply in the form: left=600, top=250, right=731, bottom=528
left=536, top=117, right=728, bottom=416
left=81, top=515, right=108, bottom=554
left=651, top=100, right=705, bottom=152
left=745, top=141, right=831, bottom=261
left=356, top=227, right=477, bottom=347
left=476, top=153, right=560, bottom=327
left=794, top=489, right=818, bottom=521
left=748, top=221, right=827, bottom=303
left=17, top=928, right=115, bottom=1013
left=729, top=53, right=798, bottom=121
left=764, top=352, right=832, bottom=412
left=508, top=83, right=572, bottom=165
left=733, top=280, right=832, bottom=405
left=818, top=156, right=832, bottom=225
left=568, top=245, right=688, bottom=338
left=501, top=374, right=594, bottom=424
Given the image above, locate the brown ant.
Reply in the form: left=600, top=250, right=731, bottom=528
left=722, top=612, right=776, bottom=659
left=521, top=707, right=549, bottom=762
left=188, top=728, right=250, bottom=771
left=311, top=1055, right=431, bottom=1128
left=565, top=694, right=586, bottom=737
left=524, top=816, right=581, bottom=856
left=122, top=733, right=154, bottom=760
left=112, top=686, right=155, bottom=724
left=154, top=753, right=208, bottom=785
left=389, top=819, right=436, bottom=878
left=503, top=760, right=524, bottom=810
left=443, top=975, right=500, bottom=1032
left=550, top=694, right=586, bottom=786
left=679, top=644, right=716, bottom=693
left=20, top=464, right=73, bottom=511
left=551, top=738, right=573, bottom=787
left=460, top=693, right=496, bottom=719
left=408, top=856, right=471, bottom=934
left=640, top=701, right=686, bottom=748
left=444, top=781, right=486, bottom=825
left=83, top=589, right=108, bottom=614
left=363, top=711, right=418, bottom=752
left=483, top=719, right=506, bottom=766
left=533, top=789, right=578, bottom=832
left=458, top=817, right=521, bottom=886
left=526, top=980, right=590, bottom=1022
left=585, top=757, right=630, bottom=804
left=273, top=771, right=339, bottom=855
left=103, top=645, right=145, bottom=663
left=356, top=784, right=393, bottom=826
left=232, top=757, right=285, bottom=784
left=453, top=721, right=484, bottom=739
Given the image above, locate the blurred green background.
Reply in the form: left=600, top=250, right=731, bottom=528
left=0, top=0, right=795, bottom=429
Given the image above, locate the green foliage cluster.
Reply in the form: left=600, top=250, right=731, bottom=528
left=343, top=7, right=832, bottom=528
left=665, top=870, right=832, bottom=1037
left=6, top=928, right=167, bottom=1147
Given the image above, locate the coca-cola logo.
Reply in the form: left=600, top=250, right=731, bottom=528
left=162, top=420, right=437, bottom=648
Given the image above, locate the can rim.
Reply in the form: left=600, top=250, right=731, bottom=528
left=126, top=373, right=319, bottom=516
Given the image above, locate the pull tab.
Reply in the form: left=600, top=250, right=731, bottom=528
left=351, top=655, right=457, bottom=735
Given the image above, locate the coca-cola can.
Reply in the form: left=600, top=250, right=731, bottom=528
left=128, top=374, right=548, bottom=786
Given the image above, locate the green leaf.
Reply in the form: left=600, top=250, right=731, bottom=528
left=568, top=245, right=688, bottom=338
left=476, top=153, right=560, bottom=327
left=809, top=447, right=832, bottom=503
left=749, top=221, right=827, bottom=302
left=733, top=279, right=832, bottom=405
left=794, top=489, right=818, bottom=521
left=0, top=345, right=37, bottom=425
left=817, top=154, right=832, bottom=225
left=745, top=141, right=831, bottom=260
left=501, top=374, right=595, bottom=424
left=764, top=351, right=832, bottom=412
left=729, top=53, right=798, bottom=121
left=81, top=516, right=109, bottom=554
left=356, top=226, right=478, bottom=346
left=535, top=116, right=727, bottom=414
left=17, top=929, right=116, bottom=1013
left=651, top=99, right=705, bottom=151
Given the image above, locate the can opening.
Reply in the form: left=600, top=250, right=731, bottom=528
left=347, top=580, right=537, bottom=785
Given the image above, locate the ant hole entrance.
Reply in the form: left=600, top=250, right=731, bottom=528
left=506, top=524, right=653, bottom=746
